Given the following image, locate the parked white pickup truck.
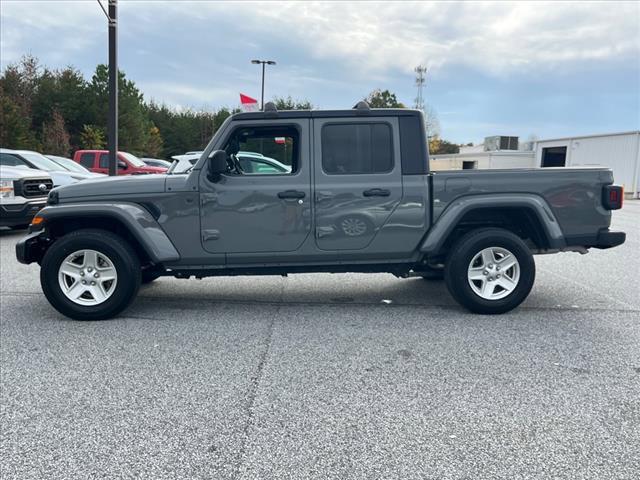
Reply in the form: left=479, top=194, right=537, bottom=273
left=0, top=165, right=53, bottom=229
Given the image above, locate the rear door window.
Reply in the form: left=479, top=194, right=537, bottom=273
left=321, top=123, right=393, bottom=174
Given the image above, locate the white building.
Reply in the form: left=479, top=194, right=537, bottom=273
left=534, top=131, right=640, bottom=197
left=431, top=131, right=640, bottom=198
left=431, top=135, right=536, bottom=171
left=430, top=151, right=536, bottom=171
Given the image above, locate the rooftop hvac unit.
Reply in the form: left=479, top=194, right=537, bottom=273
left=484, top=136, right=519, bottom=151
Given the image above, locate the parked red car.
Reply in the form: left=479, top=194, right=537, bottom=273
left=73, top=150, right=167, bottom=175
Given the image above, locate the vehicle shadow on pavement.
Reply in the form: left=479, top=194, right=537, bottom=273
left=0, top=227, right=28, bottom=237
left=135, top=275, right=458, bottom=311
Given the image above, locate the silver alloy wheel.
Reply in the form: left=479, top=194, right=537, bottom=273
left=341, top=217, right=368, bottom=237
left=58, top=249, right=118, bottom=306
left=467, top=247, right=520, bottom=300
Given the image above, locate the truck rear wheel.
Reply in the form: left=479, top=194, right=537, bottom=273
left=444, top=228, right=535, bottom=314
left=40, top=229, right=141, bottom=320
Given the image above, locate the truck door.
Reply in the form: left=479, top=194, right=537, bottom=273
left=199, top=119, right=312, bottom=254
left=313, top=117, right=403, bottom=250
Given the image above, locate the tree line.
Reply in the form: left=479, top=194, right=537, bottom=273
left=0, top=55, right=460, bottom=159
left=0, top=55, right=243, bottom=158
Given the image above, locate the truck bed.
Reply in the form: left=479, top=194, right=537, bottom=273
left=430, top=167, right=615, bottom=240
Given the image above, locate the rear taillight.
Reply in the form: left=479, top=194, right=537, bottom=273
left=603, top=185, right=623, bottom=210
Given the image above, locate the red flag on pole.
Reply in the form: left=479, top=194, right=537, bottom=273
left=240, top=93, right=259, bottom=112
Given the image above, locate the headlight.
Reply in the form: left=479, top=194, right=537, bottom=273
left=0, top=180, right=15, bottom=199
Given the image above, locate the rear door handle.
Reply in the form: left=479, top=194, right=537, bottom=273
left=278, top=190, right=306, bottom=199
left=363, top=188, right=390, bottom=197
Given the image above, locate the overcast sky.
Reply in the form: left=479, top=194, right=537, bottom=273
left=2, top=0, right=639, bottom=143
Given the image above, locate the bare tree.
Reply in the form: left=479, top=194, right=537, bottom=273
left=41, top=110, right=71, bottom=156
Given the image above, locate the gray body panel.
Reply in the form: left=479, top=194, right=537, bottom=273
left=312, top=117, right=404, bottom=251
left=429, top=167, right=613, bottom=248
left=52, top=174, right=167, bottom=198
left=199, top=118, right=312, bottom=255
left=32, top=109, right=620, bottom=273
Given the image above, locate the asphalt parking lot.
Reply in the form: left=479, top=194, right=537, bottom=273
left=1, top=202, right=639, bottom=480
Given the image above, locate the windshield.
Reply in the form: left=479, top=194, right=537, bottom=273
left=19, top=152, right=67, bottom=171
left=119, top=152, right=146, bottom=167
left=46, top=156, right=90, bottom=173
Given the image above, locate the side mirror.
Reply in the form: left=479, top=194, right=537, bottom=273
left=118, top=161, right=127, bottom=169
left=207, top=150, right=228, bottom=182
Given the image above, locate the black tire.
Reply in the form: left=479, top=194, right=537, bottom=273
left=141, top=269, right=162, bottom=284
left=40, top=229, right=141, bottom=320
left=444, top=228, right=535, bottom=314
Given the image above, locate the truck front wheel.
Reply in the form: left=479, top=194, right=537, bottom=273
left=40, top=229, right=141, bottom=320
left=444, top=228, right=535, bottom=314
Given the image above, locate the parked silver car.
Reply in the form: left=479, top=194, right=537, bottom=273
left=46, top=155, right=106, bottom=178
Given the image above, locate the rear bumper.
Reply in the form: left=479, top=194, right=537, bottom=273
left=594, top=229, right=626, bottom=249
left=563, top=228, right=626, bottom=250
left=0, top=201, right=46, bottom=227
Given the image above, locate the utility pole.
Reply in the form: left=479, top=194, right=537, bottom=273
left=97, top=0, right=118, bottom=176
left=251, top=59, right=276, bottom=110
left=414, top=65, right=427, bottom=112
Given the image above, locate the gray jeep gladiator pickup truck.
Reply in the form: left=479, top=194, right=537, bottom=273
left=16, top=102, right=625, bottom=320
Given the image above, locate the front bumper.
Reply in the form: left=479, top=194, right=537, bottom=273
left=594, top=229, right=626, bottom=249
left=15, top=230, right=46, bottom=265
left=0, top=201, right=46, bottom=228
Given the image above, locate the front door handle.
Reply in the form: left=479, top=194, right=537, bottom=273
left=363, top=188, right=391, bottom=197
left=278, top=190, right=306, bottom=199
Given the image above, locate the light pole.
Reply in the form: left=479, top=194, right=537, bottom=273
left=251, top=59, right=276, bottom=111
left=97, top=0, right=118, bottom=176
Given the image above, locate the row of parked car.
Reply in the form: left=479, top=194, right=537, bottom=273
left=0, top=148, right=174, bottom=230
left=1, top=146, right=296, bottom=229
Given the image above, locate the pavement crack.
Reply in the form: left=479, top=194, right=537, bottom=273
left=233, top=304, right=277, bottom=479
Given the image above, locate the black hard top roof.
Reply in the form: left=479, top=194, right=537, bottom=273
left=231, top=108, right=423, bottom=121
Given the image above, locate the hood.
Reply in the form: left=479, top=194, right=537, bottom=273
left=138, top=166, right=167, bottom=173
left=0, top=166, right=52, bottom=180
left=48, top=170, right=109, bottom=187
left=55, top=173, right=167, bottom=201
left=48, top=170, right=85, bottom=187
left=68, top=172, right=105, bottom=180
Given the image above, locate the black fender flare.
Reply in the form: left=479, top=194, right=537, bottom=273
left=420, top=193, right=565, bottom=255
left=34, top=202, right=180, bottom=263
